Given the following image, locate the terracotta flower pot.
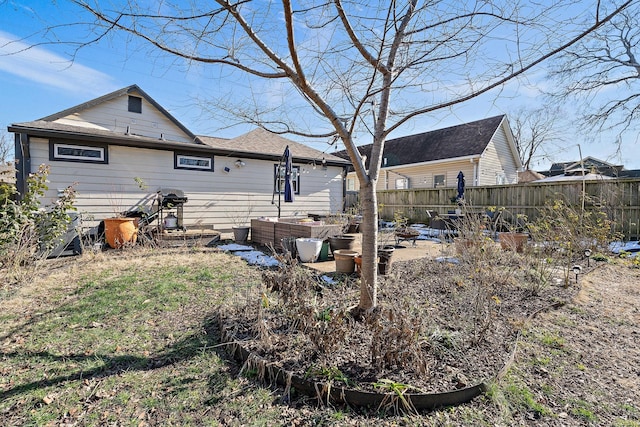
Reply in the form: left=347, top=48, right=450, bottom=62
left=104, top=217, right=138, bottom=249
left=498, top=232, right=528, bottom=252
left=334, top=249, right=358, bottom=273
left=354, top=255, right=362, bottom=276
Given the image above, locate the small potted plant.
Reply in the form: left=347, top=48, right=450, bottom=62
left=227, top=196, right=254, bottom=243
left=325, top=214, right=356, bottom=253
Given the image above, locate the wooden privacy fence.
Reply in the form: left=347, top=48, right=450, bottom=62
left=346, top=178, right=640, bottom=239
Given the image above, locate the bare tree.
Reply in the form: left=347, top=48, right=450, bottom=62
left=0, top=133, right=12, bottom=164
left=548, top=3, right=640, bottom=140
left=35, top=0, right=631, bottom=313
left=511, top=107, right=565, bottom=170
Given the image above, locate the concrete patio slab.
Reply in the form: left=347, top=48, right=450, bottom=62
left=299, top=234, right=450, bottom=273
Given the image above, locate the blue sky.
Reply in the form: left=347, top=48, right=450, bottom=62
left=1, top=1, right=637, bottom=170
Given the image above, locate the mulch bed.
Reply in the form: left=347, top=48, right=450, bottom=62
left=217, top=252, right=579, bottom=401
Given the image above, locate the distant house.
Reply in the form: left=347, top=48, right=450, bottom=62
left=8, top=85, right=350, bottom=234
left=542, top=157, right=625, bottom=178
left=335, top=115, right=522, bottom=191
left=518, top=169, right=545, bottom=183
left=0, top=163, right=15, bottom=185
left=535, top=172, right=614, bottom=182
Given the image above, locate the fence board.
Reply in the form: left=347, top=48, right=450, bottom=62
left=346, top=178, right=640, bottom=239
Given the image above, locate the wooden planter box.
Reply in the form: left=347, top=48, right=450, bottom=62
left=250, top=219, right=276, bottom=245
left=251, top=218, right=342, bottom=247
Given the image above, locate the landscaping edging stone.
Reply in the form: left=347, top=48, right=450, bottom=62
left=218, top=324, right=488, bottom=411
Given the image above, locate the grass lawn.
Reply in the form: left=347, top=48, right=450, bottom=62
left=1, top=247, right=639, bottom=426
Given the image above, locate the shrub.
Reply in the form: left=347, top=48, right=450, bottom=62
left=0, top=164, right=77, bottom=284
left=528, top=195, right=620, bottom=286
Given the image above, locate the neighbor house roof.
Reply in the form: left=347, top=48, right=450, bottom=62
left=536, top=172, right=614, bottom=182
left=546, top=156, right=624, bottom=177
left=334, top=115, right=507, bottom=168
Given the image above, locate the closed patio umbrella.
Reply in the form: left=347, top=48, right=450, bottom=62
left=284, top=145, right=294, bottom=203
left=457, top=171, right=465, bottom=201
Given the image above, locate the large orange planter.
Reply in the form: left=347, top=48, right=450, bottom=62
left=104, top=217, right=138, bottom=249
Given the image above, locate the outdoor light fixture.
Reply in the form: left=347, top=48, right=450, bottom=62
left=572, top=265, right=582, bottom=283
left=235, top=160, right=246, bottom=168
left=321, top=157, right=327, bottom=170
left=584, top=248, right=592, bottom=267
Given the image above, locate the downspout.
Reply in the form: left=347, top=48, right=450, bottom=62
left=14, top=133, right=30, bottom=200
left=342, top=165, right=347, bottom=212
left=473, top=158, right=479, bottom=186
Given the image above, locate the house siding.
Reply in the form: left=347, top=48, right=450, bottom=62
left=381, top=160, right=475, bottom=190
left=478, top=121, right=519, bottom=185
left=52, top=90, right=194, bottom=144
left=346, top=159, right=476, bottom=191
left=30, top=138, right=344, bottom=231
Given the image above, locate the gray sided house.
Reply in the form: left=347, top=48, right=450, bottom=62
left=9, top=85, right=350, bottom=234
left=337, top=115, right=522, bottom=191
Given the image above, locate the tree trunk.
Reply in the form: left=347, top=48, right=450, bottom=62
left=357, top=179, right=378, bottom=311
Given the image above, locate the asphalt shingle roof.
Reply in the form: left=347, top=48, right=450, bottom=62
left=335, top=115, right=505, bottom=168
left=198, top=128, right=348, bottom=165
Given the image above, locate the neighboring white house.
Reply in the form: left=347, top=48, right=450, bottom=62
left=336, top=115, right=522, bottom=191
left=8, top=85, right=351, bottom=233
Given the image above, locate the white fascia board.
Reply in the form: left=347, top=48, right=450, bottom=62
left=380, top=154, right=481, bottom=170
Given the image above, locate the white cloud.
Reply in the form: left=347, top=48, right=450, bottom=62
left=0, top=31, right=118, bottom=96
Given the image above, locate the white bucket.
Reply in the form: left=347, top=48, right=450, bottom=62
left=295, top=238, right=323, bottom=263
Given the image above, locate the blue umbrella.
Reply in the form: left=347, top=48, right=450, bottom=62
left=284, top=145, right=294, bottom=203
left=456, top=171, right=465, bottom=201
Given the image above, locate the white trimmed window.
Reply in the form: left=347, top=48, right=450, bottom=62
left=175, top=153, right=214, bottom=171
left=346, top=177, right=356, bottom=191
left=434, top=174, right=446, bottom=188
left=395, top=178, right=408, bottom=189
left=51, top=142, right=107, bottom=163
left=274, top=164, right=300, bottom=194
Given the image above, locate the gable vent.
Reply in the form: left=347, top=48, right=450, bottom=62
left=128, top=96, right=142, bottom=113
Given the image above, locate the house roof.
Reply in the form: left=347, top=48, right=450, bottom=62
left=9, top=85, right=350, bottom=167
left=199, top=128, right=349, bottom=166
left=8, top=119, right=214, bottom=153
left=536, top=172, right=615, bottom=182
left=547, top=156, right=624, bottom=176
left=334, top=115, right=507, bottom=168
left=39, top=84, right=198, bottom=141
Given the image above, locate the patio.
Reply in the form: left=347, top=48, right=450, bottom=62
left=296, top=233, right=446, bottom=273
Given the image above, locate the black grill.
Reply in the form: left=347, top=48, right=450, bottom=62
left=160, top=191, right=188, bottom=208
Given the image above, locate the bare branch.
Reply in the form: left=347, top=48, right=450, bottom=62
left=547, top=1, right=640, bottom=139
